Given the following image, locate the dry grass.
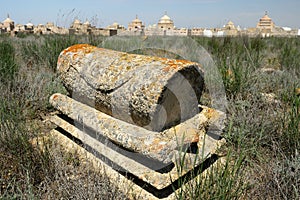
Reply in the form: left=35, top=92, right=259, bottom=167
left=0, top=34, right=299, bottom=199
left=0, top=35, right=128, bottom=199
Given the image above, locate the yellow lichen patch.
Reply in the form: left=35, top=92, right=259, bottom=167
left=174, top=126, right=201, bottom=143
left=162, top=59, right=194, bottom=72
left=162, top=64, right=178, bottom=72
left=202, top=107, right=217, bottom=120
left=149, top=138, right=167, bottom=152
left=173, top=59, right=194, bottom=65
left=62, top=44, right=96, bottom=55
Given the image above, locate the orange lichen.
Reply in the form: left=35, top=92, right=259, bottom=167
left=172, top=59, right=194, bottom=65
left=150, top=138, right=167, bottom=152
left=72, top=53, right=79, bottom=60
left=203, top=107, right=217, bottom=120
left=185, top=128, right=200, bottom=143
left=52, top=94, right=59, bottom=100
left=62, top=44, right=96, bottom=55
left=162, top=59, right=192, bottom=72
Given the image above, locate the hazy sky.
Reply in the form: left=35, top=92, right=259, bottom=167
left=1, top=0, right=299, bottom=29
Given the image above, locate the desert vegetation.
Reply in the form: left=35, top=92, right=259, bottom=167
left=0, top=33, right=299, bottom=199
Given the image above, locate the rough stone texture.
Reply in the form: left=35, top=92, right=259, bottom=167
left=49, top=127, right=225, bottom=199
left=50, top=45, right=227, bottom=198
left=57, top=44, right=204, bottom=131
left=49, top=93, right=225, bottom=164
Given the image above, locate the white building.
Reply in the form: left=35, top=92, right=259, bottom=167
left=157, top=12, right=174, bottom=31
left=1, top=15, right=15, bottom=32
left=203, top=29, right=213, bottom=37
left=217, top=30, right=224, bottom=37
left=128, top=15, right=145, bottom=33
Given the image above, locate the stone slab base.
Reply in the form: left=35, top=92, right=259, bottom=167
left=49, top=114, right=225, bottom=199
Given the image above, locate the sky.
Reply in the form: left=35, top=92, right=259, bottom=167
left=1, top=0, right=299, bottom=29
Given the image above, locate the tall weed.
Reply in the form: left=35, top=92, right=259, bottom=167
left=0, top=40, right=17, bottom=82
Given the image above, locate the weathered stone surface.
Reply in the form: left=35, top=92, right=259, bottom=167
left=49, top=127, right=226, bottom=199
left=49, top=93, right=224, bottom=163
left=57, top=44, right=204, bottom=131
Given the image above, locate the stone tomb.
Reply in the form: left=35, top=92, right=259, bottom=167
left=49, top=44, right=226, bottom=199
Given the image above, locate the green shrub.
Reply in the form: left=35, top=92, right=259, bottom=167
left=281, top=90, right=300, bottom=156
left=0, top=40, right=17, bottom=82
left=278, top=38, right=300, bottom=74
left=174, top=149, right=246, bottom=200
left=21, top=35, right=81, bottom=71
left=0, top=84, right=52, bottom=198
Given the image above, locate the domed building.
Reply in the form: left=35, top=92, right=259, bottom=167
left=69, top=19, right=92, bottom=35
left=83, top=20, right=91, bottom=29
left=107, top=22, right=119, bottom=29
left=14, top=24, right=25, bottom=32
left=256, top=11, right=275, bottom=31
left=46, top=22, right=55, bottom=28
left=2, top=14, right=15, bottom=32
left=223, top=20, right=238, bottom=36
left=71, top=19, right=82, bottom=29
left=225, top=21, right=235, bottom=30
left=25, top=22, right=34, bottom=31
left=157, top=12, right=174, bottom=30
left=128, top=15, right=144, bottom=32
left=107, top=22, right=126, bottom=34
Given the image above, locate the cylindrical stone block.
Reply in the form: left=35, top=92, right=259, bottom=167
left=57, top=44, right=204, bottom=131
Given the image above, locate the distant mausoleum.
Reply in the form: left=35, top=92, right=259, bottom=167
left=106, top=22, right=126, bottom=34
left=128, top=15, right=145, bottom=34
left=1, top=12, right=299, bottom=37
left=256, top=11, right=275, bottom=37
left=145, top=13, right=189, bottom=36
left=157, top=12, right=174, bottom=31
left=0, top=15, right=15, bottom=34
left=69, top=19, right=92, bottom=35
left=223, top=21, right=239, bottom=36
left=257, top=12, right=275, bottom=31
left=69, top=18, right=117, bottom=36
